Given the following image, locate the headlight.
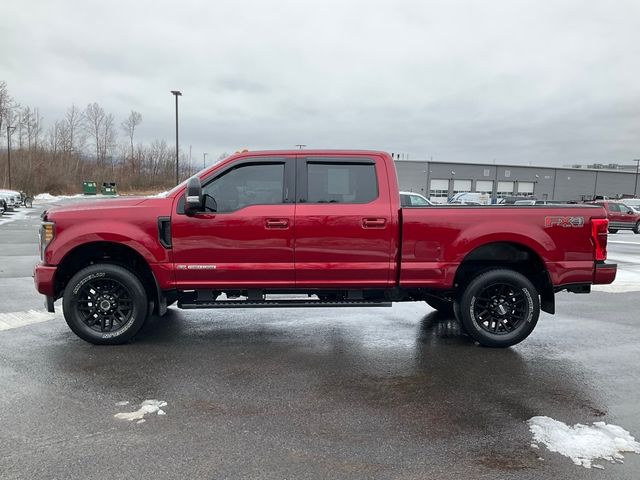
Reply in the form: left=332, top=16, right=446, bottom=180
left=39, top=222, right=55, bottom=261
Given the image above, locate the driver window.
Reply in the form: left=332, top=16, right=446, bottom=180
left=203, top=163, right=285, bottom=213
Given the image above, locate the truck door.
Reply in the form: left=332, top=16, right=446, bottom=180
left=171, top=157, right=296, bottom=289
left=293, top=156, right=394, bottom=288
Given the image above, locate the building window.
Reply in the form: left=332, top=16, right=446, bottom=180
left=452, top=179, right=472, bottom=194
left=429, top=179, right=449, bottom=204
left=483, top=169, right=490, bottom=177
left=518, top=182, right=535, bottom=195
left=496, top=181, right=514, bottom=199
left=475, top=180, right=493, bottom=194
left=504, top=170, right=511, bottom=178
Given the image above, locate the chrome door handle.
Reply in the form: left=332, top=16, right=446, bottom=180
left=362, top=218, right=387, bottom=228
left=265, top=219, right=289, bottom=229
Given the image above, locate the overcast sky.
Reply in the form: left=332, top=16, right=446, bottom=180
left=1, top=0, right=639, bottom=166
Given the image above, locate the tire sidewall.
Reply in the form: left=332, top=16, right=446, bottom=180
left=460, top=269, right=540, bottom=347
left=63, top=264, right=148, bottom=345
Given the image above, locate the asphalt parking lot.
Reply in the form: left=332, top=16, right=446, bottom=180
left=1, top=200, right=639, bottom=479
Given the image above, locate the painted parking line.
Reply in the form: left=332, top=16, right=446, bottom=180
left=0, top=310, right=56, bottom=331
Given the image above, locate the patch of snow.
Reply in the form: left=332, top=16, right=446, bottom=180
left=114, top=399, right=168, bottom=422
left=115, top=401, right=129, bottom=406
left=157, top=409, right=166, bottom=416
left=34, top=193, right=58, bottom=201
left=528, top=416, right=640, bottom=469
left=0, top=310, right=56, bottom=331
left=136, top=419, right=145, bottom=424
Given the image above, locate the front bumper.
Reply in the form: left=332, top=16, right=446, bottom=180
left=34, top=264, right=57, bottom=312
left=34, top=263, right=56, bottom=296
left=594, top=262, right=617, bottom=285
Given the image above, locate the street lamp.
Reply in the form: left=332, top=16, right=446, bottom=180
left=6, top=126, right=15, bottom=189
left=170, top=90, right=182, bottom=185
left=203, top=152, right=208, bottom=169
left=634, top=159, right=640, bottom=198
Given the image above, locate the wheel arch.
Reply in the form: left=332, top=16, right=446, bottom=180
left=54, top=241, right=162, bottom=314
left=454, top=241, right=555, bottom=314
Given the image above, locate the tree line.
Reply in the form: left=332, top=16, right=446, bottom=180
left=0, top=81, right=221, bottom=194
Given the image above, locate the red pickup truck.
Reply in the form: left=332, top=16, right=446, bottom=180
left=34, top=150, right=616, bottom=347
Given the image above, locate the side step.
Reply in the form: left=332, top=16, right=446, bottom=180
left=178, top=299, right=392, bottom=309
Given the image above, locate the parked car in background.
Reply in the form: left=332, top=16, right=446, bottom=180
left=400, top=191, right=433, bottom=207
left=0, top=190, right=20, bottom=211
left=590, top=200, right=640, bottom=234
left=0, top=197, right=6, bottom=215
left=514, top=200, right=565, bottom=206
left=448, top=192, right=491, bottom=205
left=622, top=198, right=640, bottom=210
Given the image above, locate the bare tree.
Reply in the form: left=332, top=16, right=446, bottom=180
left=64, top=104, right=84, bottom=154
left=0, top=81, right=11, bottom=143
left=121, top=110, right=142, bottom=160
left=85, top=102, right=105, bottom=165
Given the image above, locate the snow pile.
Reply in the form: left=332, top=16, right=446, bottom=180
left=34, top=193, right=58, bottom=201
left=528, top=416, right=640, bottom=468
left=114, top=399, right=167, bottom=422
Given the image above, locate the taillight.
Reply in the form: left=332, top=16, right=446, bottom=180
left=591, top=218, right=608, bottom=261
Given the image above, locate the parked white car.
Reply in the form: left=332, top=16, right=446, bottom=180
left=400, top=191, right=434, bottom=207
left=0, top=189, right=20, bottom=211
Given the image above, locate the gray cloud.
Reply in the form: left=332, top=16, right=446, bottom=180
left=1, top=0, right=639, bottom=166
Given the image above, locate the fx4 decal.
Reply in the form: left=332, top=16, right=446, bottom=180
left=545, top=216, right=585, bottom=228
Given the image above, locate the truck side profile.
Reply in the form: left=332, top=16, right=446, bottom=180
left=34, top=150, right=616, bottom=347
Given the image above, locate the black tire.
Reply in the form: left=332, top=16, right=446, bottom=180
left=608, top=228, right=618, bottom=234
left=63, top=264, right=148, bottom=345
left=425, top=297, right=454, bottom=315
left=457, top=269, right=539, bottom=348
left=633, top=222, right=640, bottom=235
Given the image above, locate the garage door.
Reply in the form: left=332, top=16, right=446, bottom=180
left=518, top=182, right=534, bottom=194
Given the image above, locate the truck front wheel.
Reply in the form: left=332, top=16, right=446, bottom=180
left=63, top=264, right=148, bottom=345
left=458, top=269, right=539, bottom=348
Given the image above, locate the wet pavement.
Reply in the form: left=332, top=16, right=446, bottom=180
left=1, top=200, right=639, bottom=479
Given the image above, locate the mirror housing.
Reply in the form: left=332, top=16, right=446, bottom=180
left=184, top=177, right=202, bottom=215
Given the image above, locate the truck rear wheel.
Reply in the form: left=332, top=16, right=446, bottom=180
left=457, top=269, right=539, bottom=348
left=63, top=264, right=148, bottom=345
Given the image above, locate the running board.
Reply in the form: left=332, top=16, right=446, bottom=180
left=178, top=299, right=392, bottom=309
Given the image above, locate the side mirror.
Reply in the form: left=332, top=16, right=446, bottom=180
left=184, top=177, right=202, bottom=215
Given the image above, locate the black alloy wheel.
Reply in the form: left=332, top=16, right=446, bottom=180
left=76, top=277, right=134, bottom=333
left=458, top=269, right=539, bottom=347
left=63, top=264, right=148, bottom=345
left=471, top=283, right=528, bottom=335
left=634, top=222, right=640, bottom=234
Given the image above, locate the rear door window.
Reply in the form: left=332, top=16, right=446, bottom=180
left=306, top=163, right=378, bottom=204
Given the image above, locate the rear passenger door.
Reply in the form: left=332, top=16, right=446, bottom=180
left=294, top=156, right=394, bottom=288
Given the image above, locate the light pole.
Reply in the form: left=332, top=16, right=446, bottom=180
left=203, top=152, right=208, bottom=169
left=634, top=159, right=640, bottom=198
left=170, top=90, right=182, bottom=184
left=6, top=126, right=15, bottom=189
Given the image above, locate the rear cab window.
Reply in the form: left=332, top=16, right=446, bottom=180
left=305, top=161, right=378, bottom=204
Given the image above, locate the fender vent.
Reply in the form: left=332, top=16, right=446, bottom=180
left=158, top=217, right=172, bottom=249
